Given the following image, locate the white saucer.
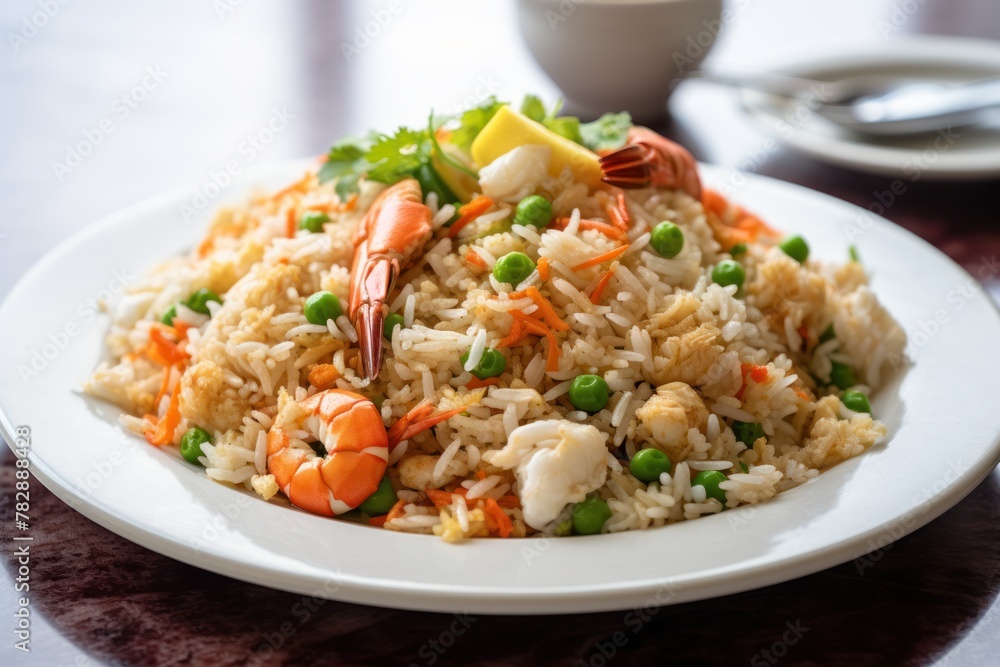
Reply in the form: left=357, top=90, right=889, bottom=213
left=741, top=36, right=1000, bottom=179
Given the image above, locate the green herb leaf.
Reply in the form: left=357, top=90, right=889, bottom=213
left=334, top=172, right=361, bottom=200
left=366, top=127, right=430, bottom=184
left=520, top=94, right=547, bottom=123
left=580, top=112, right=633, bottom=151
left=545, top=116, right=583, bottom=144
left=451, top=97, right=506, bottom=150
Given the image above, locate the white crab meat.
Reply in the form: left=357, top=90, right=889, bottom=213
left=477, top=144, right=551, bottom=203
left=490, top=420, right=609, bottom=529
left=635, top=382, right=709, bottom=461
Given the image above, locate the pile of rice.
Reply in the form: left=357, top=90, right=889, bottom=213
left=85, top=149, right=905, bottom=542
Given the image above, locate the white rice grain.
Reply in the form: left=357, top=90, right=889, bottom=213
left=464, top=329, right=488, bottom=372
left=434, top=438, right=462, bottom=481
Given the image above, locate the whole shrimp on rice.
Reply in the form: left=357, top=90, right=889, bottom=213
left=267, top=389, right=464, bottom=516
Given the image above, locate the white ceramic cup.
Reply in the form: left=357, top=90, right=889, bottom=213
left=517, top=0, right=724, bottom=119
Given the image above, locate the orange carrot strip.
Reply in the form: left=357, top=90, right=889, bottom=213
left=497, top=317, right=525, bottom=348
left=448, top=195, right=494, bottom=238
left=516, top=314, right=560, bottom=372
left=386, top=499, right=408, bottom=522
left=152, top=363, right=174, bottom=413
left=369, top=515, right=388, bottom=527
left=572, top=244, right=629, bottom=272
left=285, top=207, right=297, bottom=238
left=553, top=217, right=627, bottom=241
left=749, top=365, right=769, bottom=383
left=466, top=377, right=501, bottom=390
left=426, top=489, right=454, bottom=509
left=465, top=249, right=488, bottom=271
left=508, top=286, right=569, bottom=331
left=484, top=498, right=513, bottom=538
left=144, top=389, right=181, bottom=447
left=590, top=268, right=616, bottom=304
left=270, top=172, right=313, bottom=201
left=148, top=328, right=188, bottom=367
left=475, top=470, right=487, bottom=480
left=600, top=191, right=631, bottom=231
left=496, top=495, right=521, bottom=509
left=308, top=364, right=340, bottom=390
left=537, top=256, right=550, bottom=281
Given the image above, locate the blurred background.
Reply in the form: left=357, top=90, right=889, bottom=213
left=2, top=1, right=999, bottom=665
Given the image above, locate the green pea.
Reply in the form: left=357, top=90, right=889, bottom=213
left=568, top=374, right=610, bottom=413
left=299, top=211, right=330, bottom=234
left=184, top=288, right=222, bottom=315
left=650, top=221, right=685, bottom=258
left=779, top=235, right=809, bottom=263
left=384, top=312, right=405, bottom=340
left=712, top=260, right=745, bottom=290
left=180, top=427, right=211, bottom=464
left=460, top=347, right=506, bottom=380
left=732, top=421, right=765, bottom=447
left=492, top=252, right=535, bottom=285
left=819, top=324, right=836, bottom=344
left=513, top=195, right=553, bottom=228
left=729, top=243, right=748, bottom=256
left=692, top=470, right=728, bottom=505
left=630, top=448, right=672, bottom=483
left=555, top=517, right=574, bottom=537
left=359, top=476, right=398, bottom=516
left=304, top=291, right=343, bottom=325
left=571, top=496, right=612, bottom=535
left=841, top=390, right=872, bottom=414
left=160, top=304, right=177, bottom=326
left=829, top=361, right=856, bottom=390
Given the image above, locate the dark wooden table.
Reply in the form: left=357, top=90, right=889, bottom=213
left=2, top=1, right=998, bottom=665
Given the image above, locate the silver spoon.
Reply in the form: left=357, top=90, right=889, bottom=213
left=687, top=70, right=1000, bottom=136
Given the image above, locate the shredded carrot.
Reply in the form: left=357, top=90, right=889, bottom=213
left=343, top=194, right=359, bottom=211
left=270, top=171, right=313, bottom=201
left=507, top=286, right=569, bottom=331
left=537, top=256, right=550, bottom=281
left=196, top=236, right=215, bottom=258
left=572, top=244, right=629, bottom=272
left=386, top=499, right=408, bottom=522
left=307, top=364, right=340, bottom=390
left=369, top=515, right=388, bottom=527
left=515, top=312, right=561, bottom=372
left=448, top=194, right=494, bottom=238
left=702, top=189, right=729, bottom=217
left=144, top=389, right=181, bottom=447
left=795, top=390, right=810, bottom=401
left=484, top=498, right=513, bottom=538
left=552, top=217, right=627, bottom=241
left=749, top=365, right=769, bottom=383
left=147, top=327, right=188, bottom=367
left=496, top=495, right=521, bottom=509
left=497, top=317, right=525, bottom=348
left=285, top=207, right=297, bottom=238
left=600, top=191, right=631, bottom=231
left=466, top=376, right=501, bottom=390
left=465, top=249, right=488, bottom=271
left=475, top=470, right=487, bottom=480
left=736, top=363, right=770, bottom=399
left=590, top=268, right=617, bottom=304
left=152, top=363, right=174, bottom=413
left=426, top=489, right=454, bottom=509
left=734, top=212, right=779, bottom=239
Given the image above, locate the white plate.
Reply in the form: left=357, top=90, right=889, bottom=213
left=741, top=36, right=1000, bottom=179
left=2, top=160, right=999, bottom=614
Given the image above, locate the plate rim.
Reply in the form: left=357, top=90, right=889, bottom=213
left=2, top=159, right=999, bottom=614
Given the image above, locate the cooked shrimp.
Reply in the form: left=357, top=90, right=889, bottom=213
left=349, top=178, right=435, bottom=381
left=599, top=127, right=702, bottom=200
left=266, top=389, right=463, bottom=516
